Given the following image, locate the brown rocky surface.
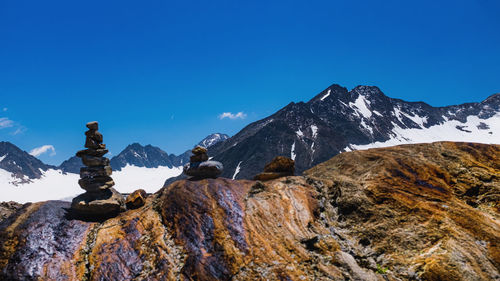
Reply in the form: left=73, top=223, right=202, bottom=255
left=125, top=189, right=148, bottom=209
left=254, top=156, right=295, bottom=181
left=0, top=141, right=498, bottom=280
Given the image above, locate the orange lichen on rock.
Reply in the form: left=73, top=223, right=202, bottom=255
left=0, top=142, right=498, bottom=280
left=305, top=141, right=500, bottom=280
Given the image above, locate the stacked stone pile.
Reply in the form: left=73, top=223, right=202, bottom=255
left=254, top=156, right=295, bottom=181
left=71, top=121, right=124, bottom=218
left=183, top=146, right=223, bottom=179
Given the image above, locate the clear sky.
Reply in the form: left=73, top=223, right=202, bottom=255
left=1, top=0, right=499, bottom=165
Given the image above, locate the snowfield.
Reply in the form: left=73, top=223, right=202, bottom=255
left=348, top=113, right=500, bottom=151
left=0, top=165, right=183, bottom=203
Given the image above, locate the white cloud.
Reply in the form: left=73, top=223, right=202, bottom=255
left=11, top=126, right=27, bottom=135
left=0, top=117, right=14, bottom=129
left=219, top=112, right=247, bottom=120
left=29, top=145, right=56, bottom=157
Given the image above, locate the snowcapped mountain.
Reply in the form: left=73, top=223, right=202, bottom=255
left=0, top=142, right=55, bottom=183
left=110, top=143, right=178, bottom=170
left=198, top=133, right=229, bottom=148
left=208, top=84, right=500, bottom=180
left=1, top=133, right=230, bottom=202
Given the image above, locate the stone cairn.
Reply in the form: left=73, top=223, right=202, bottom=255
left=253, top=156, right=295, bottom=181
left=183, top=146, right=223, bottom=179
left=71, top=121, right=124, bottom=218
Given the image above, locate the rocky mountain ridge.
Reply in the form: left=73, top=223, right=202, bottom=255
left=56, top=133, right=229, bottom=174
left=1, top=142, right=498, bottom=280
left=0, top=142, right=55, bottom=183
left=208, top=84, right=499, bottom=179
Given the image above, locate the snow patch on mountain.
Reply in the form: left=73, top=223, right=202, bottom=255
left=0, top=169, right=80, bottom=203
left=350, top=95, right=372, bottom=119
left=320, top=89, right=331, bottom=101
left=232, top=161, right=242, bottom=180
left=291, top=142, right=296, bottom=160
left=310, top=125, right=318, bottom=139
left=350, top=114, right=500, bottom=151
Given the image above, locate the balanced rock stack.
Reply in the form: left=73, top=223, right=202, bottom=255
left=254, top=156, right=295, bottom=181
left=183, top=146, right=223, bottom=179
left=71, top=121, right=124, bottom=218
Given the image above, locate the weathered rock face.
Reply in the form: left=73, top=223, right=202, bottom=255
left=305, top=141, right=500, bottom=280
left=0, top=142, right=498, bottom=280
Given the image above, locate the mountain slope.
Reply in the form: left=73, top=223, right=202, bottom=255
left=0, top=142, right=54, bottom=182
left=209, top=84, right=500, bottom=179
left=1, top=142, right=498, bottom=280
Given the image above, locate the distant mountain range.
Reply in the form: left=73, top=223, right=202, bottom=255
left=207, top=84, right=499, bottom=180
left=0, top=133, right=228, bottom=202
left=1, top=83, right=499, bottom=202
left=57, top=133, right=229, bottom=174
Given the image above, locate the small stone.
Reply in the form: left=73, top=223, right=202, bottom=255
left=86, top=121, right=98, bottom=130
left=85, top=130, right=103, bottom=143
left=184, top=160, right=223, bottom=178
left=80, top=166, right=112, bottom=178
left=192, top=145, right=207, bottom=155
left=190, top=153, right=208, bottom=163
left=71, top=187, right=125, bottom=218
left=76, top=148, right=108, bottom=158
left=125, top=189, right=147, bottom=209
left=85, top=137, right=106, bottom=149
left=78, top=177, right=115, bottom=192
left=81, top=155, right=110, bottom=167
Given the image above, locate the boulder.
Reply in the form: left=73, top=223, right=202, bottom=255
left=125, top=189, right=147, bottom=209
left=71, top=187, right=125, bottom=218
left=263, top=156, right=295, bottom=173
left=184, top=160, right=223, bottom=178
left=254, top=156, right=294, bottom=180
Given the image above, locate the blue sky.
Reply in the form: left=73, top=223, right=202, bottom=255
left=1, top=0, right=499, bottom=165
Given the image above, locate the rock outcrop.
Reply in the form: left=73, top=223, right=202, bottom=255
left=183, top=146, right=223, bottom=179
left=71, top=121, right=124, bottom=219
left=254, top=156, right=295, bottom=180
left=125, top=189, right=147, bottom=209
left=0, top=142, right=498, bottom=280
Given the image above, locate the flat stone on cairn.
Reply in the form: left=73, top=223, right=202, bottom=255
left=183, top=145, right=223, bottom=179
left=71, top=121, right=124, bottom=219
left=253, top=156, right=295, bottom=181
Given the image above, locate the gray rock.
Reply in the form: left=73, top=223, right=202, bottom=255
left=71, top=187, right=125, bottom=217
left=81, top=154, right=110, bottom=167
left=80, top=166, right=112, bottom=178
left=184, top=160, right=223, bottom=178
left=78, top=178, right=115, bottom=192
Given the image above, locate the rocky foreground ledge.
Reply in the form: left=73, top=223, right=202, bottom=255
left=0, top=142, right=499, bottom=280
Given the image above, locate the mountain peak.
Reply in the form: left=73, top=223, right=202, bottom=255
left=197, top=133, right=229, bottom=148
left=308, top=84, right=348, bottom=103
